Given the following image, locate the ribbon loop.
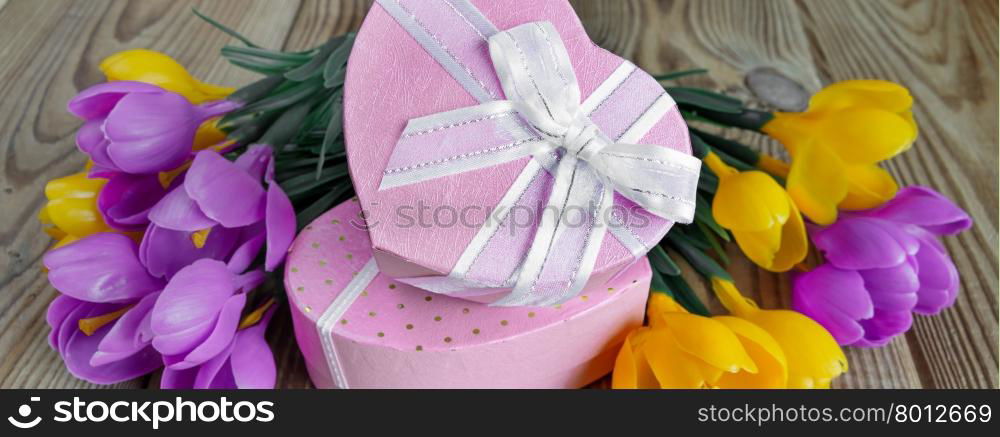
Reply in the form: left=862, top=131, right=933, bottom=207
left=377, top=17, right=701, bottom=306
left=488, top=22, right=581, bottom=130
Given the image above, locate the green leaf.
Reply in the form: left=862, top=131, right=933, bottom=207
left=710, top=146, right=755, bottom=172
left=193, top=8, right=260, bottom=48
left=280, top=163, right=349, bottom=197
left=285, top=36, right=347, bottom=81
left=323, top=35, right=354, bottom=88
left=258, top=100, right=314, bottom=147
left=648, top=245, right=682, bottom=276
left=694, top=194, right=729, bottom=242
left=650, top=271, right=672, bottom=296
left=295, top=182, right=353, bottom=230
left=690, top=128, right=759, bottom=165
left=275, top=157, right=321, bottom=172
left=225, top=76, right=324, bottom=121
left=222, top=45, right=313, bottom=63
left=665, top=233, right=732, bottom=282
left=698, top=166, right=719, bottom=194
left=696, top=220, right=729, bottom=266
left=228, top=75, right=285, bottom=105
left=653, top=68, right=709, bottom=82
left=663, top=274, right=710, bottom=316
left=668, top=87, right=744, bottom=114
left=688, top=131, right=709, bottom=159
left=315, top=95, right=345, bottom=176
left=223, top=110, right=282, bottom=144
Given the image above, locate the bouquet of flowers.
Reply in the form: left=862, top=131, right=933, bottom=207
left=39, top=7, right=970, bottom=389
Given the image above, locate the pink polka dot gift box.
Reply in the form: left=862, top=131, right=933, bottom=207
left=343, top=0, right=699, bottom=306
left=285, top=199, right=650, bottom=388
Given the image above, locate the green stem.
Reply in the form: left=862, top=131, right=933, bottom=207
left=694, top=107, right=774, bottom=131
left=691, top=128, right=759, bottom=165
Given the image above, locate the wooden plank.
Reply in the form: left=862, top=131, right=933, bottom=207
left=0, top=0, right=995, bottom=389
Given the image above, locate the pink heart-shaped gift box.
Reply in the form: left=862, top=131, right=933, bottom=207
left=343, top=0, right=690, bottom=302
left=286, top=199, right=650, bottom=388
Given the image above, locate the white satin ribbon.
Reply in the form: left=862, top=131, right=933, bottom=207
left=316, top=258, right=380, bottom=389
left=377, top=19, right=700, bottom=306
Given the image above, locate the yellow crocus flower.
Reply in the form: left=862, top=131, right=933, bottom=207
left=711, top=277, right=847, bottom=389
left=705, top=151, right=807, bottom=272
left=612, top=293, right=787, bottom=389
left=99, top=49, right=234, bottom=104
left=39, top=170, right=110, bottom=249
left=762, top=80, right=915, bottom=224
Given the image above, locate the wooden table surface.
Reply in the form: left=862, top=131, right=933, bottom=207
left=0, top=0, right=996, bottom=389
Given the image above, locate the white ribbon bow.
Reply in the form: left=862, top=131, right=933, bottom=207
left=378, top=21, right=701, bottom=306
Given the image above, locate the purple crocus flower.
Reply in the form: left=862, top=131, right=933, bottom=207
left=150, top=259, right=266, bottom=370
left=792, top=186, right=971, bottom=347
left=43, top=233, right=165, bottom=384
left=159, top=306, right=277, bottom=389
left=67, top=81, right=239, bottom=174
left=143, top=145, right=295, bottom=278
left=97, top=173, right=167, bottom=231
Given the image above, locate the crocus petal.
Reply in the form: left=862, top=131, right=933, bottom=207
left=140, top=224, right=239, bottom=279
left=786, top=143, right=848, bottom=225
left=104, top=91, right=202, bottom=173
left=150, top=259, right=237, bottom=353
left=202, top=361, right=239, bottom=389
left=811, top=217, right=919, bottom=270
left=87, top=164, right=119, bottom=179
left=44, top=233, right=164, bottom=303
left=656, top=312, right=757, bottom=375
left=713, top=316, right=788, bottom=389
left=193, top=342, right=237, bottom=389
left=47, top=295, right=85, bottom=349
left=611, top=331, right=641, bottom=389
left=60, top=301, right=163, bottom=384
left=911, top=230, right=960, bottom=314
left=807, top=80, right=913, bottom=114
left=185, top=151, right=266, bottom=228
left=732, top=227, right=781, bottom=272
left=75, top=119, right=117, bottom=170
left=769, top=196, right=808, bottom=272
left=228, top=229, right=265, bottom=274
left=67, top=81, right=163, bottom=120
left=166, top=293, right=245, bottom=370
left=147, top=185, right=217, bottom=232
left=99, top=49, right=235, bottom=104
left=235, top=144, right=273, bottom=181
left=641, top=328, right=712, bottom=388
left=867, top=186, right=972, bottom=235
left=91, top=291, right=160, bottom=367
left=819, top=108, right=915, bottom=165
left=265, top=184, right=295, bottom=271
left=229, top=306, right=277, bottom=388
left=791, top=265, right=872, bottom=345
left=98, top=173, right=167, bottom=230
left=838, top=164, right=899, bottom=211
left=160, top=367, right=197, bottom=389
left=854, top=309, right=913, bottom=348
left=859, top=261, right=919, bottom=311
left=712, top=171, right=789, bottom=231
left=742, top=308, right=848, bottom=389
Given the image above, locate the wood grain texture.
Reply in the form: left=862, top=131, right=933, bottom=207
left=0, top=0, right=995, bottom=389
